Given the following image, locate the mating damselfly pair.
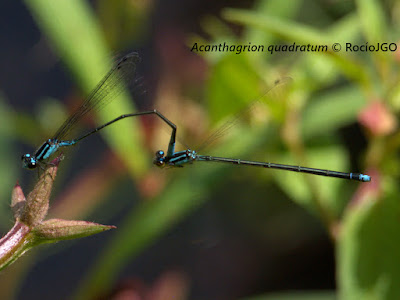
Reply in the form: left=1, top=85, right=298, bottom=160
left=21, top=52, right=371, bottom=182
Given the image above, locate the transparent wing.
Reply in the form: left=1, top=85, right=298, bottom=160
left=197, top=77, right=292, bottom=152
left=53, top=52, right=140, bottom=140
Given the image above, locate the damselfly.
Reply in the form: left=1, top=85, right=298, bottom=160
left=120, top=109, right=371, bottom=182
left=22, top=52, right=143, bottom=169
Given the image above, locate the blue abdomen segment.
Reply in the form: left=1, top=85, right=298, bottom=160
left=351, top=173, right=371, bottom=182
left=58, top=140, right=76, bottom=147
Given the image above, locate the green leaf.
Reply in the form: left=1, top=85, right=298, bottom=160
left=338, top=188, right=400, bottom=299
left=223, top=8, right=328, bottom=44
left=328, top=13, right=361, bottom=43
left=207, top=54, right=262, bottom=123
left=356, top=0, right=387, bottom=42
left=244, top=0, right=302, bottom=47
left=301, top=86, right=366, bottom=139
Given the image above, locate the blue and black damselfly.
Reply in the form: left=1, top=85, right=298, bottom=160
left=118, top=109, right=371, bottom=182
left=22, top=52, right=144, bottom=169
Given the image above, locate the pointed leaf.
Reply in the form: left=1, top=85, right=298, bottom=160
left=11, top=184, right=26, bottom=221
left=33, top=219, right=116, bottom=242
left=20, top=157, right=61, bottom=226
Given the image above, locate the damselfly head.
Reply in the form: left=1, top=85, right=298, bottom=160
left=21, top=154, right=37, bottom=170
left=154, top=150, right=165, bottom=167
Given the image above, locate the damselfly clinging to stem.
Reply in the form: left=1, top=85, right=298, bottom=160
left=22, top=52, right=145, bottom=169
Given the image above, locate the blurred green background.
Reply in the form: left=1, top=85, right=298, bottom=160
left=0, top=0, right=398, bottom=299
